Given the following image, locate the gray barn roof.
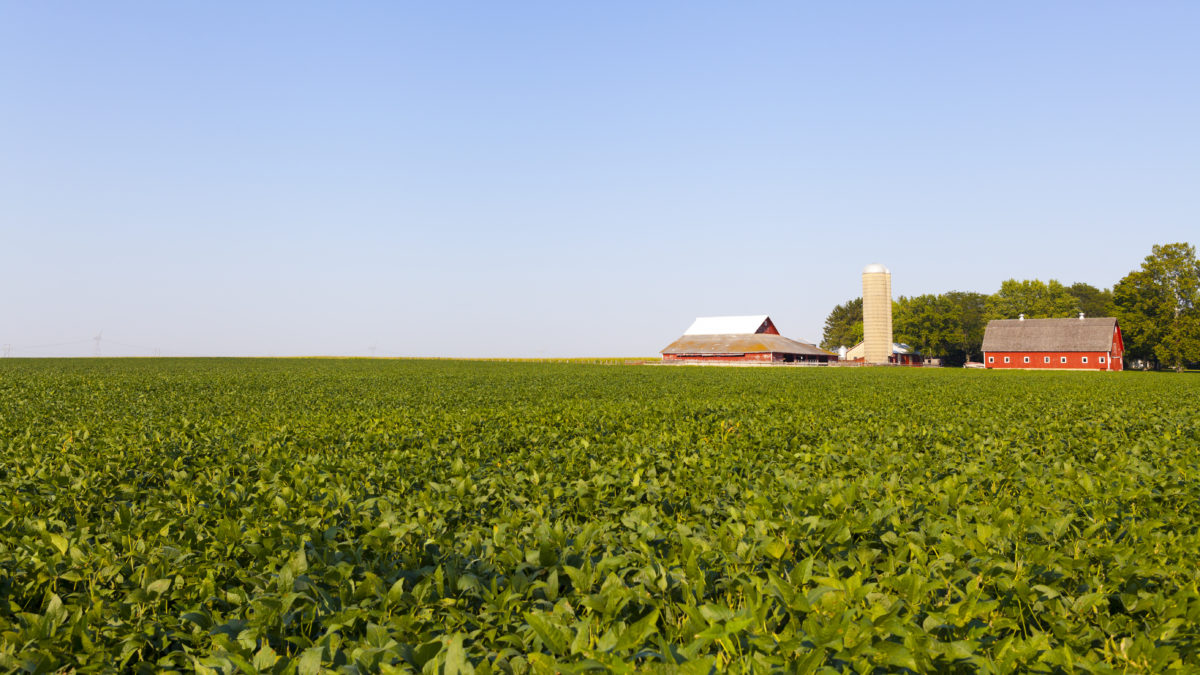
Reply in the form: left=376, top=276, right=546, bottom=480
left=981, top=317, right=1119, bottom=352
left=662, top=333, right=834, bottom=356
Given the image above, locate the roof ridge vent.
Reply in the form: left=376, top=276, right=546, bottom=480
left=1018, top=314, right=1025, bottom=321
left=1079, top=312, right=1085, bottom=320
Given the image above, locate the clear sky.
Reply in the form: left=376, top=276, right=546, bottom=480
left=3, top=2, right=1197, bottom=357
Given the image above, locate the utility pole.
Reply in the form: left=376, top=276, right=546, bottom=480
left=93, top=331, right=103, bottom=357
left=2, top=344, right=10, bottom=358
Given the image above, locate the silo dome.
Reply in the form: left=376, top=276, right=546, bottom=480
left=863, top=263, right=890, bottom=274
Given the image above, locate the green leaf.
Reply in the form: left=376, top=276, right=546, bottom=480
left=877, top=642, right=918, bottom=671
left=676, top=657, right=718, bottom=675
left=444, top=634, right=473, bottom=675
left=289, top=548, right=309, bottom=575
left=614, top=609, right=660, bottom=652
left=297, top=646, right=324, bottom=675
left=252, top=644, right=278, bottom=671
left=1071, top=591, right=1106, bottom=614
left=797, top=556, right=815, bottom=583
left=48, top=533, right=69, bottom=556
left=525, top=613, right=570, bottom=656
left=762, top=538, right=787, bottom=560
left=409, top=640, right=442, bottom=668
left=526, top=653, right=560, bottom=675
left=387, top=578, right=406, bottom=605
left=1032, top=585, right=1060, bottom=599
left=181, top=611, right=212, bottom=630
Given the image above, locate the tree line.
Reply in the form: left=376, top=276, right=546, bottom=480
left=820, top=242, right=1200, bottom=370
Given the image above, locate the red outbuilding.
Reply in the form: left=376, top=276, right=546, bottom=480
left=661, top=315, right=835, bottom=364
left=981, top=316, right=1123, bottom=370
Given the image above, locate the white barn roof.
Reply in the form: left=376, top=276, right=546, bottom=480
left=683, top=315, right=771, bottom=336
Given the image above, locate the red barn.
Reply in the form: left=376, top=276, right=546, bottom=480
left=981, top=316, right=1123, bottom=370
left=661, top=315, right=835, bottom=364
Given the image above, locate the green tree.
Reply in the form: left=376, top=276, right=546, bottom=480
left=1067, top=282, right=1115, bottom=318
left=1113, top=242, right=1200, bottom=371
left=893, top=291, right=988, bottom=366
left=1113, top=269, right=1165, bottom=366
left=944, top=291, right=989, bottom=364
left=820, top=297, right=862, bottom=351
left=985, top=279, right=1077, bottom=320
left=894, top=294, right=954, bottom=357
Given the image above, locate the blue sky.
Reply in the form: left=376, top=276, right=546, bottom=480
left=3, top=3, right=1197, bottom=357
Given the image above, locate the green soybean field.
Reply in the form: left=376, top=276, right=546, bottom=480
left=2, top=359, right=1199, bottom=673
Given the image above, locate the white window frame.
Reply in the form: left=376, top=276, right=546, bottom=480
left=1023, top=356, right=1031, bottom=363
left=1004, top=356, right=1011, bottom=363
left=1061, top=356, right=1067, bottom=364
left=1081, top=356, right=1088, bottom=364
left=988, top=356, right=994, bottom=363
left=1099, top=356, right=1106, bottom=364
left=1044, top=356, right=1050, bottom=364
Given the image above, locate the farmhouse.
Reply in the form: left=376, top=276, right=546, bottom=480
left=661, top=315, right=835, bottom=364
left=981, top=316, right=1123, bottom=370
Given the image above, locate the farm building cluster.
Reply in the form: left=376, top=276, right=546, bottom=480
left=660, top=263, right=1125, bottom=370
left=660, top=315, right=835, bottom=364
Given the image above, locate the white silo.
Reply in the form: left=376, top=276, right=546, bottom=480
left=862, top=263, right=892, bottom=365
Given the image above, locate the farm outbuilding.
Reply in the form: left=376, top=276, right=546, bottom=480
left=981, top=316, right=1123, bottom=370
left=661, top=315, right=835, bottom=364
left=843, top=341, right=924, bottom=366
